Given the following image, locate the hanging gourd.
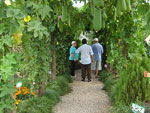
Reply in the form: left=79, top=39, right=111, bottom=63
left=68, top=15, right=71, bottom=27
left=102, top=10, right=107, bottom=29
left=93, top=0, right=104, bottom=7
left=62, top=6, right=67, bottom=22
left=126, top=0, right=131, bottom=11
left=103, top=10, right=107, bottom=20
left=114, top=7, right=117, bottom=20
left=116, top=0, right=122, bottom=16
left=120, top=0, right=127, bottom=11
left=102, top=19, right=105, bottom=29
left=93, top=8, right=102, bottom=31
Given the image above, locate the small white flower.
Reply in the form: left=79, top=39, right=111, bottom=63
left=5, top=0, right=11, bottom=6
left=12, top=0, right=15, bottom=2
left=104, top=64, right=107, bottom=68
left=33, top=82, right=35, bottom=85
left=48, top=71, right=52, bottom=74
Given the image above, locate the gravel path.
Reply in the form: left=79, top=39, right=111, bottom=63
left=53, top=70, right=112, bottom=113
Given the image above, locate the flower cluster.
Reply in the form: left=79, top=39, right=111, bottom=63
left=24, top=16, right=31, bottom=23
left=14, top=86, right=35, bottom=109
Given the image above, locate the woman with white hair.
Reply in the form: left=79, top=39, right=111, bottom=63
left=69, top=41, right=79, bottom=77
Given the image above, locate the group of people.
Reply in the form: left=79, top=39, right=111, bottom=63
left=69, top=38, right=104, bottom=82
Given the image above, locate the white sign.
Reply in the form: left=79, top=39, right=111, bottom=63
left=132, top=103, right=145, bottom=113
left=145, top=35, right=150, bottom=46
left=16, top=82, right=22, bottom=88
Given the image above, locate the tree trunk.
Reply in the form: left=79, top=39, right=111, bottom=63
left=50, top=32, right=56, bottom=80
left=39, top=73, right=46, bottom=96
left=123, top=42, right=128, bottom=57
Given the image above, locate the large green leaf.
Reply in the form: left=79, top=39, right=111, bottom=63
left=38, top=4, right=52, bottom=20
left=0, top=23, right=4, bottom=34
left=1, top=35, right=13, bottom=47
left=27, top=20, right=49, bottom=39
left=0, top=53, right=17, bottom=82
left=0, top=84, right=16, bottom=97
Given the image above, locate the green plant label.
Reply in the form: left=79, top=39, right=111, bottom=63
left=16, top=82, right=22, bottom=88
left=132, top=103, right=145, bottom=113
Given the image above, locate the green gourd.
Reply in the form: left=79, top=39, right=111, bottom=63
left=116, top=0, right=122, bottom=16
left=103, top=10, right=107, bottom=20
left=114, top=7, right=117, bottom=20
left=93, top=0, right=104, bottom=7
left=126, top=0, right=131, bottom=11
left=93, top=8, right=102, bottom=31
left=68, top=15, right=71, bottom=27
left=120, top=0, right=127, bottom=11
left=62, top=6, right=67, bottom=22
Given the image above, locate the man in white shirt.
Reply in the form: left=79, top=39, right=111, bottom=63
left=76, top=39, right=94, bottom=82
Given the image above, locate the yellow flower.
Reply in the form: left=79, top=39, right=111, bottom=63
left=24, top=17, right=28, bottom=22
left=24, top=16, right=31, bottom=23
left=16, top=107, right=18, bottom=109
left=18, top=100, right=21, bottom=102
left=27, top=16, right=31, bottom=21
left=15, top=102, right=19, bottom=105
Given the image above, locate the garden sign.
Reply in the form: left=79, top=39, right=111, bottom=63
left=145, top=35, right=150, bottom=46
left=132, top=103, right=145, bottom=113
left=16, top=81, right=22, bottom=91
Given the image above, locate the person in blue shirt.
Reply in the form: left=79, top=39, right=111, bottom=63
left=69, top=41, right=79, bottom=77
left=91, top=38, right=104, bottom=78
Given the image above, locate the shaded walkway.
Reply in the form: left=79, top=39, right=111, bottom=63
left=53, top=70, right=112, bottom=113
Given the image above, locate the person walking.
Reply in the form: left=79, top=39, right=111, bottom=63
left=76, top=39, right=94, bottom=82
left=69, top=41, right=78, bottom=78
left=91, top=38, right=104, bottom=78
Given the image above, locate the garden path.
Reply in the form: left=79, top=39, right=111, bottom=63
left=53, top=70, right=112, bottom=113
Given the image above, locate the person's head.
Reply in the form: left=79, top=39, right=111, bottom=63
left=82, top=39, right=87, bottom=44
left=71, top=41, right=76, bottom=47
left=93, top=38, right=99, bottom=43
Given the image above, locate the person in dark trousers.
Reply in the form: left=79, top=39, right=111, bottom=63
left=69, top=41, right=79, bottom=78
left=76, top=39, right=94, bottom=82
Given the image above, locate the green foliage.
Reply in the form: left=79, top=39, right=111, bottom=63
left=19, top=75, right=70, bottom=113
left=99, top=70, right=112, bottom=83
left=18, top=96, right=54, bottom=113
left=63, top=74, right=73, bottom=83
left=47, top=76, right=70, bottom=96
left=103, top=76, right=116, bottom=95
left=47, top=82, right=62, bottom=96
left=44, top=89, right=60, bottom=105
left=113, top=56, right=150, bottom=105
left=110, top=104, right=132, bottom=113
left=55, top=76, right=70, bottom=95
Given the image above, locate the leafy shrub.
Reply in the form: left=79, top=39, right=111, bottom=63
left=113, top=56, right=150, bottom=105
left=110, top=104, right=132, bottom=113
left=48, top=82, right=63, bottom=96
left=47, top=76, right=70, bottom=96
left=44, top=89, right=60, bottom=105
left=63, top=74, right=73, bottom=83
left=103, top=76, right=116, bottom=95
left=18, top=96, right=54, bottom=113
left=18, top=75, right=71, bottom=113
left=99, top=70, right=112, bottom=83
left=56, top=76, right=70, bottom=95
